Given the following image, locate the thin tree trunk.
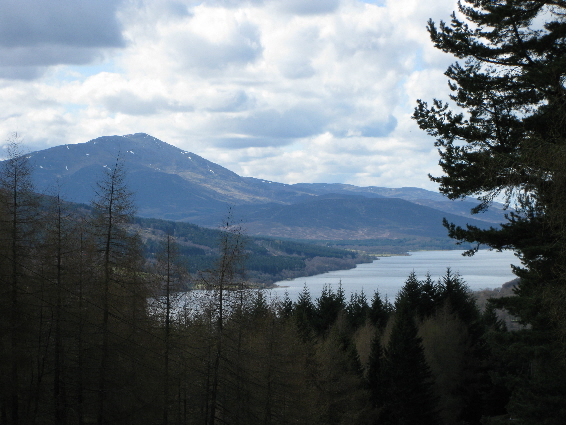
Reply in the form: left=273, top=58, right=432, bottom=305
left=54, top=198, right=67, bottom=424
left=10, top=178, right=20, bottom=425
left=163, top=235, right=171, bottom=425
left=97, top=182, right=114, bottom=425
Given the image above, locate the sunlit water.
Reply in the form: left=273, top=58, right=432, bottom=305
left=267, top=250, right=519, bottom=303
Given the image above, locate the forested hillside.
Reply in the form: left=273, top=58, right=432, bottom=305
left=135, top=216, right=366, bottom=285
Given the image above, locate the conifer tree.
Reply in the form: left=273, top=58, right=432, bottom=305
left=278, top=290, right=294, bottom=319
left=314, top=314, right=368, bottom=425
left=294, top=284, right=315, bottom=340
left=382, top=310, right=440, bottom=425
left=39, top=191, right=83, bottom=424
left=314, top=284, right=345, bottom=335
left=367, top=330, right=385, bottom=409
left=419, top=273, right=439, bottom=318
left=346, top=290, right=369, bottom=330
left=368, top=289, right=391, bottom=331
left=153, top=233, right=188, bottom=425
left=394, top=272, right=422, bottom=312
left=90, top=156, right=140, bottom=425
left=197, top=213, right=247, bottom=425
left=413, top=0, right=566, bottom=316
left=395, top=271, right=437, bottom=320
left=0, top=137, right=40, bottom=425
left=413, top=2, right=566, bottom=421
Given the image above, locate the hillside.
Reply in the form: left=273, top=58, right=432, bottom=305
left=134, top=216, right=368, bottom=285
left=200, top=194, right=494, bottom=240
left=288, top=183, right=506, bottom=224
left=30, top=133, right=279, bottom=220
left=20, top=133, right=503, bottom=244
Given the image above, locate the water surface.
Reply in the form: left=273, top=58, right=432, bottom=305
left=268, top=250, right=518, bottom=302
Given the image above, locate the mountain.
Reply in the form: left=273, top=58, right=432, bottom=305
left=223, top=194, right=494, bottom=240
left=23, top=133, right=501, bottom=241
left=30, top=133, right=282, bottom=220
left=287, top=183, right=506, bottom=224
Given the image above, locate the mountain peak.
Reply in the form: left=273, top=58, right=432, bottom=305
left=24, top=133, right=251, bottom=217
left=122, top=133, right=176, bottom=148
left=85, top=133, right=180, bottom=152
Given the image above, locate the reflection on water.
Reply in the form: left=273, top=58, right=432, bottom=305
left=266, top=250, right=518, bottom=302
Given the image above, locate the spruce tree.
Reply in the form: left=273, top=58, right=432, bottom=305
left=294, top=284, right=315, bottom=340
left=278, top=290, right=294, bottom=319
left=346, top=290, right=369, bottom=330
left=395, top=271, right=436, bottom=320
left=367, top=330, right=385, bottom=409
left=437, top=268, right=481, bottom=328
left=381, top=309, right=440, bottom=425
left=368, top=289, right=391, bottom=331
left=394, top=272, right=422, bottom=312
left=314, top=284, right=345, bottom=335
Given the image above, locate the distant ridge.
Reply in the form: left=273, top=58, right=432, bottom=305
left=226, top=196, right=494, bottom=240
left=17, top=133, right=503, bottom=241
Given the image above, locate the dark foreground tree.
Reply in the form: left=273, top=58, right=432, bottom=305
left=381, top=310, right=440, bottom=425
left=90, top=156, right=153, bottom=424
left=153, top=233, right=188, bottom=425
left=413, top=1, right=566, bottom=422
left=197, top=213, right=248, bottom=425
left=0, top=136, right=40, bottom=425
left=413, top=0, right=566, bottom=290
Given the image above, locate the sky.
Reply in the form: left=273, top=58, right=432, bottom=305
left=0, top=0, right=461, bottom=190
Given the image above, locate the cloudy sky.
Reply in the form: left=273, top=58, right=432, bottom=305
left=0, top=0, right=461, bottom=190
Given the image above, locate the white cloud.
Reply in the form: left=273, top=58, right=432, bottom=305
left=273, top=0, right=341, bottom=16
left=0, top=0, right=125, bottom=79
left=0, top=0, right=461, bottom=191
